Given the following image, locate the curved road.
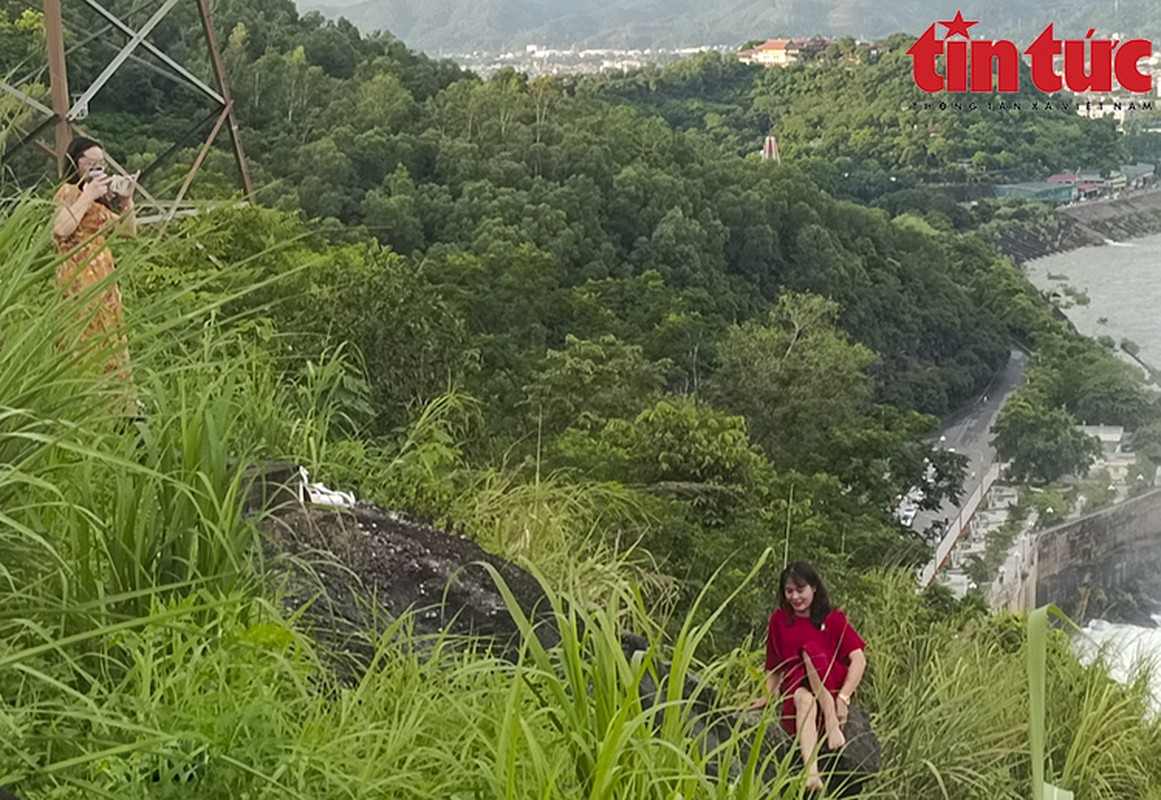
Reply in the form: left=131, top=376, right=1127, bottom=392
left=913, top=347, right=1028, bottom=535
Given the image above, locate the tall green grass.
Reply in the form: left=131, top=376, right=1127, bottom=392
left=0, top=195, right=798, bottom=798
left=2, top=574, right=812, bottom=799
left=2, top=195, right=1159, bottom=799
left=855, top=573, right=1161, bottom=799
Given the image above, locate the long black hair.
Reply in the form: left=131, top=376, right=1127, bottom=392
left=778, top=560, right=834, bottom=628
left=64, top=136, right=102, bottom=185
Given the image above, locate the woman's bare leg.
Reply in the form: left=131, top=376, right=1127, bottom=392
left=804, top=652, right=845, bottom=750
left=794, top=687, right=825, bottom=792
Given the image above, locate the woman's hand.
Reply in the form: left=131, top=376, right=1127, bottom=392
left=835, top=693, right=850, bottom=726
left=117, top=171, right=140, bottom=201
left=81, top=174, right=112, bottom=202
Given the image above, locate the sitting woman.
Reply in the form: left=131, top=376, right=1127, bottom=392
left=750, top=561, right=867, bottom=793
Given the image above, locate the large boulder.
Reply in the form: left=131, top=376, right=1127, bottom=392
left=258, top=502, right=560, bottom=672
left=253, top=480, right=881, bottom=794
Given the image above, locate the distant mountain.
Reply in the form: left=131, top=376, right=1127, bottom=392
left=295, top=0, right=1159, bottom=55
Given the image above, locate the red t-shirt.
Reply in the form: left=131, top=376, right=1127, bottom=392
left=765, top=607, right=866, bottom=695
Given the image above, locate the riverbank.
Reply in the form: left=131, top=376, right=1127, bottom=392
left=989, top=188, right=1161, bottom=265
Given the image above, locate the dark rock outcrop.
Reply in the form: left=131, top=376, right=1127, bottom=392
left=989, top=221, right=1101, bottom=265
left=257, top=495, right=881, bottom=794
left=1062, top=189, right=1161, bottom=242
left=259, top=503, right=560, bottom=668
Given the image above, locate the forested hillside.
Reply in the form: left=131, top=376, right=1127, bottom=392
left=592, top=43, right=1130, bottom=189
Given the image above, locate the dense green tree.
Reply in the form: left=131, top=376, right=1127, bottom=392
left=709, top=292, right=876, bottom=469
left=606, top=397, right=757, bottom=488
left=524, top=334, right=670, bottom=434
left=154, top=206, right=477, bottom=431
left=4, top=0, right=1148, bottom=635
left=830, top=405, right=968, bottom=511
left=992, top=395, right=1101, bottom=484
left=594, top=43, right=1129, bottom=189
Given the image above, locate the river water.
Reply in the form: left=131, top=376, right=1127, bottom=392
left=1026, top=238, right=1161, bottom=715
left=1078, top=618, right=1161, bottom=717
left=1025, top=233, right=1161, bottom=371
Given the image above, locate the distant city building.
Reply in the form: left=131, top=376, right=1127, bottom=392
left=1017, top=164, right=1154, bottom=202
left=738, top=35, right=871, bottom=67
left=454, top=43, right=734, bottom=78
left=738, top=38, right=802, bottom=67
left=1046, top=173, right=1100, bottom=200
left=1121, top=162, right=1156, bottom=189
left=1074, top=182, right=1102, bottom=200
left=1078, top=425, right=1130, bottom=457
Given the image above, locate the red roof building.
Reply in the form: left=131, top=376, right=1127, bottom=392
left=739, top=38, right=802, bottom=67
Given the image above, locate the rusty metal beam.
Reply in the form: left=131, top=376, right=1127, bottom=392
left=4, top=115, right=59, bottom=161
left=1, top=0, right=253, bottom=223
left=18, top=5, right=209, bottom=102
left=1, top=82, right=53, bottom=116
left=137, top=105, right=221, bottom=183
left=196, top=0, right=253, bottom=199
left=42, top=0, right=71, bottom=174
left=80, top=0, right=225, bottom=105
left=159, top=101, right=231, bottom=234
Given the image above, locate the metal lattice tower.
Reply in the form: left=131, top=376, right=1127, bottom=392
left=2, top=0, right=253, bottom=224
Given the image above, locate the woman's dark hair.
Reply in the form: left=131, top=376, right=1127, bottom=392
left=778, top=560, right=834, bottom=628
left=64, top=136, right=102, bottom=184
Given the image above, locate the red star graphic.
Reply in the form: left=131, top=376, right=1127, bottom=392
left=939, top=10, right=979, bottom=39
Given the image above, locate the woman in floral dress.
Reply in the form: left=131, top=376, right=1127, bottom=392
left=51, top=136, right=138, bottom=380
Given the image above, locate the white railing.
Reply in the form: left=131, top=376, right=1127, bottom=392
left=918, top=461, right=1002, bottom=586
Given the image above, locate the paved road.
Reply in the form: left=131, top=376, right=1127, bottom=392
left=913, top=348, right=1029, bottom=534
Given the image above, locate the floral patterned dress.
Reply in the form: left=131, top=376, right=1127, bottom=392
left=52, top=182, right=130, bottom=378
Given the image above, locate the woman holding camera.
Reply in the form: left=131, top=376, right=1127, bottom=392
left=51, top=136, right=138, bottom=380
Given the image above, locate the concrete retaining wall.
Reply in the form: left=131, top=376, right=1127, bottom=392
left=1007, top=488, right=1161, bottom=618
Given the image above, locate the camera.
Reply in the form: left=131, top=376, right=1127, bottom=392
left=85, top=168, right=131, bottom=197
left=109, top=175, right=132, bottom=196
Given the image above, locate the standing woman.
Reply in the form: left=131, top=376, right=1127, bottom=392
left=51, top=136, right=138, bottom=381
left=750, top=561, right=867, bottom=793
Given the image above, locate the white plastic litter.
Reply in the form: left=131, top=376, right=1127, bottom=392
left=297, top=466, right=357, bottom=509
